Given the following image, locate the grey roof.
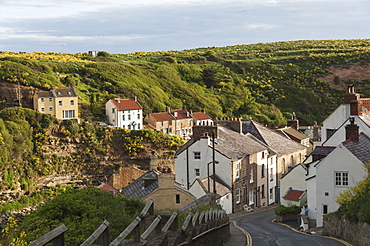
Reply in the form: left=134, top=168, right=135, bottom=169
left=344, top=133, right=370, bottom=164
left=311, top=146, right=335, bottom=157
left=121, top=170, right=159, bottom=200
left=242, top=120, right=307, bottom=155
left=179, top=193, right=221, bottom=212
left=36, top=87, right=78, bottom=98
left=216, top=126, right=268, bottom=159
left=200, top=175, right=232, bottom=197
left=175, top=126, right=267, bottom=159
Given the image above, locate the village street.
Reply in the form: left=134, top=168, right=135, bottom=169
left=228, top=207, right=349, bottom=246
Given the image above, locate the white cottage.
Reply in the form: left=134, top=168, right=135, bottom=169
left=106, top=97, right=143, bottom=129
left=306, top=120, right=370, bottom=227
left=175, top=124, right=274, bottom=212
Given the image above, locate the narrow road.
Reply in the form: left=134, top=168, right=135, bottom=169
left=230, top=207, right=348, bottom=246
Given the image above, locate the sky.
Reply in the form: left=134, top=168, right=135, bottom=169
left=0, top=0, right=369, bottom=54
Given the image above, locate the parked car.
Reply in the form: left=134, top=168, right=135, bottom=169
left=95, top=122, right=108, bottom=126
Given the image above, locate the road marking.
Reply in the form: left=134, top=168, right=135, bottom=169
left=271, top=219, right=352, bottom=246
left=232, top=220, right=252, bottom=246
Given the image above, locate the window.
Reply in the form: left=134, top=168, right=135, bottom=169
left=70, top=99, right=74, bottom=106
left=235, top=162, right=240, bottom=179
left=270, top=168, right=273, bottom=181
left=169, top=121, right=172, bottom=126
left=58, top=100, right=62, bottom=106
left=325, top=192, right=329, bottom=196
left=249, top=190, right=254, bottom=205
left=195, top=168, right=200, bottom=176
left=281, top=158, right=286, bottom=174
left=326, top=129, right=336, bottom=139
left=128, top=114, right=131, bottom=120
left=138, top=123, right=140, bottom=129
left=261, top=185, right=265, bottom=198
left=290, top=155, right=294, bottom=165
left=128, top=125, right=131, bottom=130
left=112, top=108, right=115, bottom=113
left=122, top=115, right=125, bottom=121
left=323, top=204, right=328, bottom=215
left=49, top=106, right=53, bottom=112
left=250, top=168, right=254, bottom=183
left=335, top=172, right=349, bottom=186
left=137, top=113, right=140, bottom=119
left=41, top=107, right=45, bottom=112
left=175, top=194, right=180, bottom=204
left=40, top=98, right=44, bottom=103
left=194, top=152, right=201, bottom=160
left=262, top=151, right=265, bottom=159
left=261, top=164, right=265, bottom=178
left=62, top=110, right=75, bottom=119
left=49, top=98, right=52, bottom=103
left=236, top=187, right=241, bottom=204
left=269, top=188, right=273, bottom=200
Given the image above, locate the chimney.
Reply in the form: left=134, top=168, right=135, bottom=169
left=158, top=171, right=175, bottom=189
left=192, top=124, right=218, bottom=141
left=166, top=106, right=171, bottom=113
left=183, top=105, right=187, bottom=110
left=149, top=151, right=158, bottom=171
left=344, top=84, right=360, bottom=104
left=287, top=112, right=299, bottom=130
left=345, top=117, right=359, bottom=142
left=131, top=95, right=137, bottom=102
left=215, top=117, right=242, bottom=134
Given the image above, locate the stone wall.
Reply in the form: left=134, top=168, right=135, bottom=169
left=323, top=215, right=370, bottom=246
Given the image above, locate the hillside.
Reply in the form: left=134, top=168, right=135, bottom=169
left=1, top=39, right=370, bottom=127
left=1, top=39, right=370, bottom=207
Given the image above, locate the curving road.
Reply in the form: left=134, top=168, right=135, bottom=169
left=230, top=207, right=348, bottom=246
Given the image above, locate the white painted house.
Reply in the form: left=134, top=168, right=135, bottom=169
left=306, top=119, right=370, bottom=227
left=280, top=163, right=307, bottom=207
left=189, top=176, right=232, bottom=214
left=106, top=97, right=143, bottom=129
left=321, top=85, right=370, bottom=146
left=175, top=124, right=273, bottom=212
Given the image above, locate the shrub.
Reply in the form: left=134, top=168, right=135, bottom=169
left=275, top=205, right=301, bottom=216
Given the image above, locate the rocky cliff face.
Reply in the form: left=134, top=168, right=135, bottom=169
left=0, top=81, right=35, bottom=109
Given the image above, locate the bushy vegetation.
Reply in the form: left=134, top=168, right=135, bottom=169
left=275, top=204, right=301, bottom=216
left=0, top=107, right=184, bottom=195
left=335, top=163, right=370, bottom=224
left=2, top=39, right=370, bottom=126
left=0, top=187, right=144, bottom=245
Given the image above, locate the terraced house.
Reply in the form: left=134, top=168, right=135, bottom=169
left=33, top=87, right=79, bottom=120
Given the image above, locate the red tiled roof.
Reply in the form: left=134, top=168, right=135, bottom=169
left=144, top=124, right=156, bottom=130
left=361, top=99, right=370, bottom=111
left=151, top=112, right=175, bottom=121
left=283, top=189, right=305, bottom=202
left=111, top=99, right=142, bottom=111
left=192, top=112, right=211, bottom=120
left=170, top=109, right=192, bottom=119
left=97, top=183, right=119, bottom=195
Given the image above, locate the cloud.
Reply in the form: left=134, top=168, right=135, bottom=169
left=0, top=0, right=369, bottom=53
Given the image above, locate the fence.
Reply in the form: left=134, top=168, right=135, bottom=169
left=28, top=199, right=229, bottom=246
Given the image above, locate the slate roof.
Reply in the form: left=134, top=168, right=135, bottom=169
left=199, top=175, right=231, bottom=197
left=311, top=146, right=335, bottom=157
left=179, top=193, right=221, bottom=212
left=121, top=170, right=159, bottom=200
left=36, top=87, right=78, bottom=98
left=277, top=127, right=309, bottom=141
left=283, top=189, right=306, bottom=202
left=216, top=126, right=268, bottom=159
left=344, top=133, right=370, bottom=164
left=111, top=99, right=142, bottom=111
left=192, top=112, right=211, bottom=120
left=175, top=126, right=267, bottom=159
left=242, top=120, right=306, bottom=155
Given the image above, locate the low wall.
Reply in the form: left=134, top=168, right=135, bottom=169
left=276, top=214, right=298, bottom=223
left=323, top=215, right=370, bottom=246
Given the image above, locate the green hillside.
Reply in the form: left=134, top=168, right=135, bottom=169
left=1, top=39, right=370, bottom=126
